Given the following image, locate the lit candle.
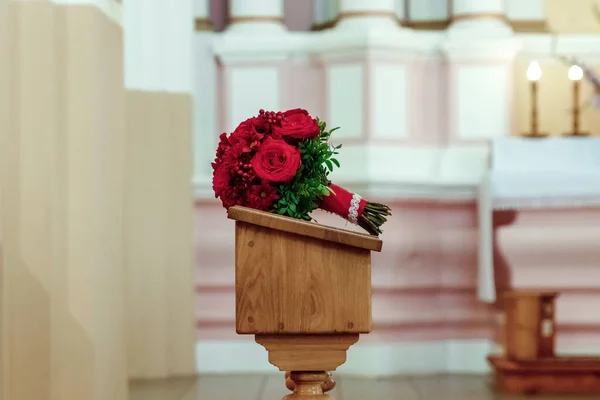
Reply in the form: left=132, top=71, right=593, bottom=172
left=526, top=61, right=542, bottom=136
left=568, top=65, right=583, bottom=135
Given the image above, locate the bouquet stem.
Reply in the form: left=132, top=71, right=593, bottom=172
left=319, top=184, right=391, bottom=236
left=357, top=202, right=392, bottom=236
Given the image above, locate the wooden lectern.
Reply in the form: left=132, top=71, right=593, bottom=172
left=227, top=206, right=383, bottom=400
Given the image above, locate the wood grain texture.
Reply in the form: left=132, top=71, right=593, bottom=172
left=256, top=334, right=359, bottom=371
left=503, top=291, right=558, bottom=361
left=234, top=221, right=372, bottom=334
left=227, top=206, right=383, bottom=253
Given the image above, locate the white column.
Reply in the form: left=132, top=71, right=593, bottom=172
left=194, top=0, right=211, bottom=30
left=193, top=0, right=218, bottom=195
left=335, top=0, right=402, bottom=31
left=408, top=0, right=448, bottom=22
left=123, top=0, right=197, bottom=379
left=314, top=0, right=340, bottom=28
left=227, top=0, right=286, bottom=33
left=442, top=0, right=520, bottom=142
left=125, top=0, right=193, bottom=92
left=329, top=0, right=341, bottom=24
left=448, top=0, right=511, bottom=37
left=394, top=0, right=406, bottom=22
left=313, top=0, right=329, bottom=27
left=452, top=0, right=505, bottom=16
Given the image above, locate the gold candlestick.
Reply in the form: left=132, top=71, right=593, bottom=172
left=573, top=79, right=580, bottom=134
left=565, top=65, right=589, bottom=137
left=531, top=80, right=538, bottom=135
left=522, top=60, right=548, bottom=138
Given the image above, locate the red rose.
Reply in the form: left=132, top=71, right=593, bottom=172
left=251, top=138, right=301, bottom=183
left=229, top=117, right=269, bottom=156
left=244, top=181, right=279, bottom=211
left=212, top=163, right=232, bottom=198
left=272, top=108, right=320, bottom=140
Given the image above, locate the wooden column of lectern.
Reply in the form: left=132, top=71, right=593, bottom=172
left=489, top=291, right=600, bottom=395
left=227, top=206, right=383, bottom=400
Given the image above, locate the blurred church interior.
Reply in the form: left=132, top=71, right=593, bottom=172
left=2, top=0, right=600, bottom=399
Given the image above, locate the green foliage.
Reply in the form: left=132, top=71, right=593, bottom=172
left=272, top=120, right=341, bottom=221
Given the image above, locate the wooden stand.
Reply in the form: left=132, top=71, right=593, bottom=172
left=504, top=291, right=557, bottom=361
left=489, top=355, right=600, bottom=395
left=227, top=206, right=382, bottom=400
left=490, top=291, right=600, bottom=395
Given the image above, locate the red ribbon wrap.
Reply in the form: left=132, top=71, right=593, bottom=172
left=318, top=183, right=367, bottom=222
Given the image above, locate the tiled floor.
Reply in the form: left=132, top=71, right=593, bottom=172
left=129, top=374, right=598, bottom=400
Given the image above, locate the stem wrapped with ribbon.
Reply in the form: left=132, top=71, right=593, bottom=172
left=319, top=184, right=391, bottom=236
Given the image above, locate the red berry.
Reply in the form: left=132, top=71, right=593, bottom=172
left=259, top=109, right=265, bottom=114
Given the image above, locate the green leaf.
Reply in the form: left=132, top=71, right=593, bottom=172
left=288, top=202, right=297, bottom=212
left=325, top=160, right=333, bottom=172
left=331, top=158, right=340, bottom=168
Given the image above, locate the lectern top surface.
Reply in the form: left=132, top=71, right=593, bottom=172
left=227, top=206, right=383, bottom=252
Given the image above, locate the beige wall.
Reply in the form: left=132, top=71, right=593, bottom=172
left=547, top=0, right=600, bottom=34
left=124, top=91, right=196, bottom=379
left=513, top=60, right=600, bottom=136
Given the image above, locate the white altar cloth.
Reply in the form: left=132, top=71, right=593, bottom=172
left=478, top=136, right=600, bottom=303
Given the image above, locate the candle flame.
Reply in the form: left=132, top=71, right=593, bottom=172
left=568, top=65, right=583, bottom=81
left=527, top=60, right=542, bottom=82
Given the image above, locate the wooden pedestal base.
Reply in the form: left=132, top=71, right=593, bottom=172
left=285, top=371, right=335, bottom=392
left=489, top=355, right=600, bottom=395
left=256, top=334, right=359, bottom=400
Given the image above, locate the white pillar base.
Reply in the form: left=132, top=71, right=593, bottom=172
left=226, top=21, right=287, bottom=35
left=333, top=0, right=404, bottom=33
left=227, top=0, right=286, bottom=34
left=334, top=15, right=402, bottom=32
left=446, top=18, right=513, bottom=40
left=448, top=0, right=512, bottom=39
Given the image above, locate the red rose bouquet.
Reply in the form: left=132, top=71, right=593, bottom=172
left=211, top=108, right=391, bottom=235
